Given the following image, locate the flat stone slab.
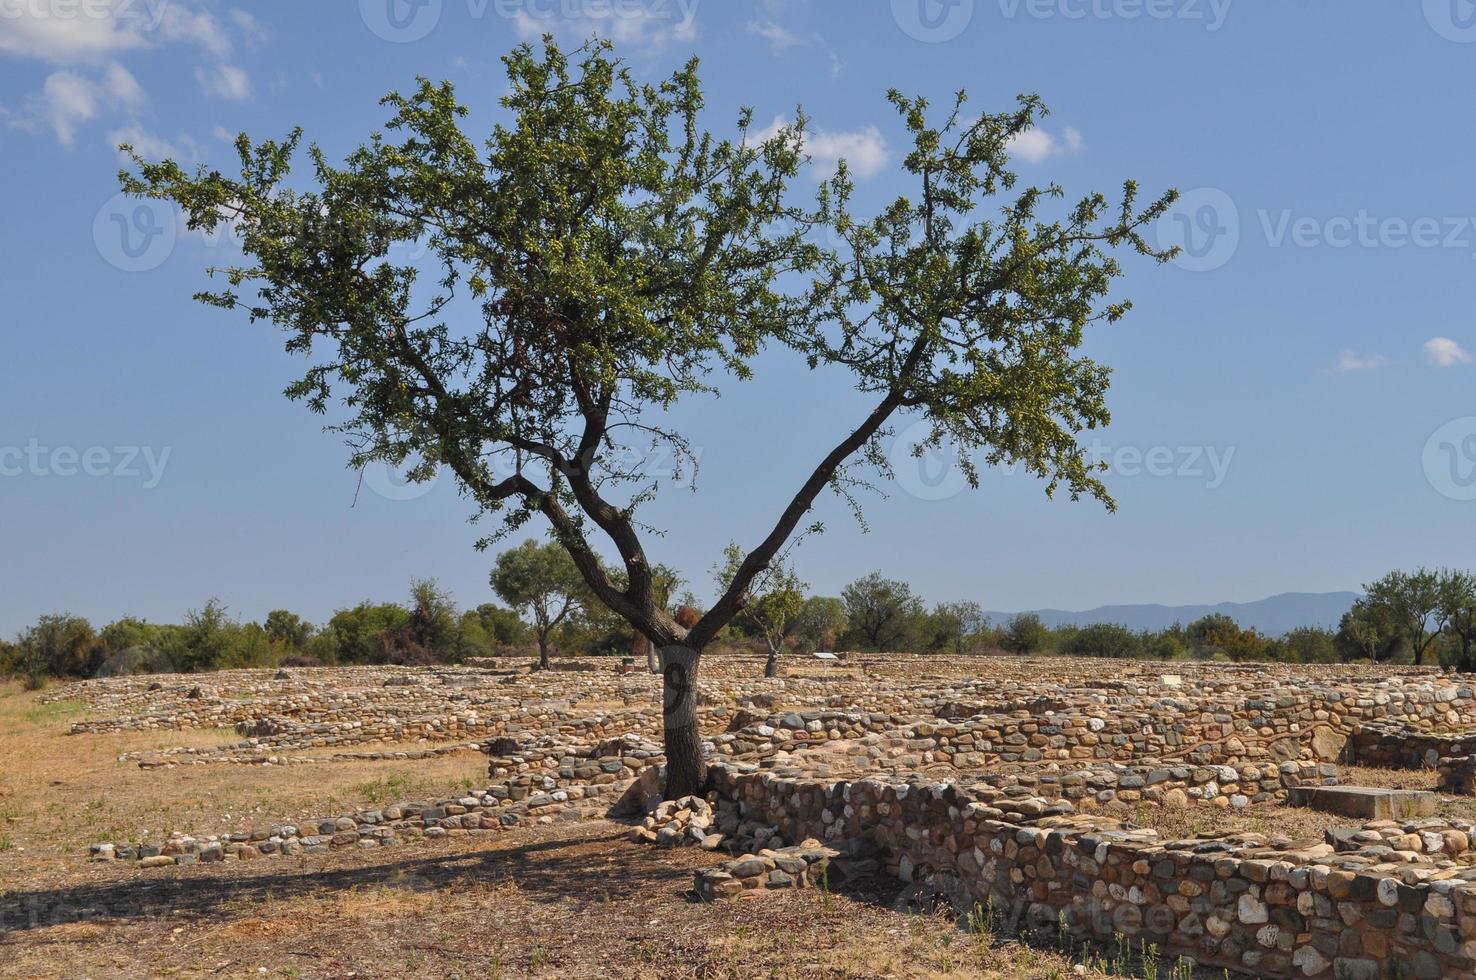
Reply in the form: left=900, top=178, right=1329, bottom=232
left=1287, top=786, right=1437, bottom=820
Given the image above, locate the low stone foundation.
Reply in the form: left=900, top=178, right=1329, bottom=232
left=705, top=762, right=1476, bottom=980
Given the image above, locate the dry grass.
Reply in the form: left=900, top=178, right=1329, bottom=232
left=0, top=681, right=1147, bottom=979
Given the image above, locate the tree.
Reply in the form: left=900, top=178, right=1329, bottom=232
left=122, top=40, right=1175, bottom=797
left=1185, top=613, right=1271, bottom=663
left=1279, top=626, right=1338, bottom=665
left=320, top=602, right=412, bottom=664
left=926, top=600, right=988, bottom=655
left=470, top=603, right=531, bottom=647
left=841, top=573, right=925, bottom=651
left=792, top=597, right=848, bottom=654
left=1000, top=612, right=1049, bottom=655
left=1336, top=601, right=1399, bottom=663
left=715, top=542, right=806, bottom=677
left=264, top=610, right=314, bottom=651
left=1061, top=622, right=1140, bottom=659
left=1438, top=569, right=1476, bottom=672
left=18, top=614, right=97, bottom=680
left=1362, top=569, right=1445, bottom=666
left=491, top=540, right=590, bottom=670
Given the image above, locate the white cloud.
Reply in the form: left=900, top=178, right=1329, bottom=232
left=747, top=20, right=802, bottom=52
left=511, top=2, right=697, bottom=52
left=2, top=1, right=251, bottom=144
left=1334, top=351, right=1389, bottom=373
left=754, top=115, right=889, bottom=181
left=195, top=63, right=250, bottom=102
left=107, top=122, right=202, bottom=162
left=38, top=61, right=140, bottom=144
left=0, top=1, right=149, bottom=63
left=1007, top=125, right=1084, bottom=164
left=1425, top=337, right=1473, bottom=368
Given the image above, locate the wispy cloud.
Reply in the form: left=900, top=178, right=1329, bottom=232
left=511, top=2, right=697, bottom=53
left=1007, top=125, right=1084, bottom=164
left=1334, top=351, right=1390, bottom=373
left=2, top=1, right=253, bottom=145
left=1425, top=336, right=1473, bottom=367
left=754, top=115, right=889, bottom=181
left=195, top=62, right=250, bottom=102
left=747, top=19, right=803, bottom=52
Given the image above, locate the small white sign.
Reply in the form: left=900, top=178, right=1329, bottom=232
left=813, top=652, right=839, bottom=661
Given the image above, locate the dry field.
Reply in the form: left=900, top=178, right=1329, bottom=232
left=0, top=678, right=1126, bottom=980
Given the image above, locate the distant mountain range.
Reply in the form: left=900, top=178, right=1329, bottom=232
left=984, top=592, right=1360, bottom=637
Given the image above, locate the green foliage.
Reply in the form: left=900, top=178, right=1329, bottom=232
left=1000, top=612, right=1049, bottom=655
left=1278, top=626, right=1339, bottom=664
left=318, top=601, right=413, bottom=664
left=1184, top=614, right=1272, bottom=663
left=264, top=610, right=314, bottom=650
left=923, top=601, right=989, bottom=655
left=491, top=540, right=591, bottom=666
left=1060, top=622, right=1141, bottom=659
left=119, top=37, right=1175, bottom=665
left=791, top=596, right=848, bottom=653
left=714, top=542, right=807, bottom=665
left=17, top=614, right=97, bottom=679
left=1354, top=568, right=1444, bottom=665
left=841, top=573, right=925, bottom=651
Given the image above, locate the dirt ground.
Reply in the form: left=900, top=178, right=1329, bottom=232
left=0, top=681, right=1136, bottom=980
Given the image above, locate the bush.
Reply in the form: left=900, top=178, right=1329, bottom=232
left=1060, top=622, right=1142, bottom=659
left=1000, top=613, right=1049, bottom=654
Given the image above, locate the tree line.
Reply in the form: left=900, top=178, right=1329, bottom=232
left=7, top=553, right=1472, bottom=688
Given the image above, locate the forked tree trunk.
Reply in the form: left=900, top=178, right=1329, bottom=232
left=535, top=635, right=550, bottom=672
left=764, top=646, right=779, bottom=678
left=658, top=645, right=705, bottom=799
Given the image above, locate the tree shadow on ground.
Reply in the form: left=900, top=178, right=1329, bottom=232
left=0, top=827, right=696, bottom=935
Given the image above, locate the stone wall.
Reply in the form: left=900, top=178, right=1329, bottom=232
left=706, top=763, right=1476, bottom=980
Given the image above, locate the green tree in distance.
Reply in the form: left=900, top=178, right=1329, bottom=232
left=1361, top=569, right=1445, bottom=666
left=715, top=542, right=806, bottom=677
left=491, top=540, right=591, bottom=671
left=120, top=40, right=1176, bottom=797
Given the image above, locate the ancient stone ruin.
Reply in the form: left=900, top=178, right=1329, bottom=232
left=33, top=656, right=1476, bottom=978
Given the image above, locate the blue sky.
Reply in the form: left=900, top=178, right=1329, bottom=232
left=2, top=0, right=1475, bottom=636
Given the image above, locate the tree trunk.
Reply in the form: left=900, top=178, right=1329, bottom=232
left=658, top=645, right=705, bottom=799
left=764, top=646, right=779, bottom=678
left=536, top=634, right=550, bottom=672
left=645, top=638, right=659, bottom=674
